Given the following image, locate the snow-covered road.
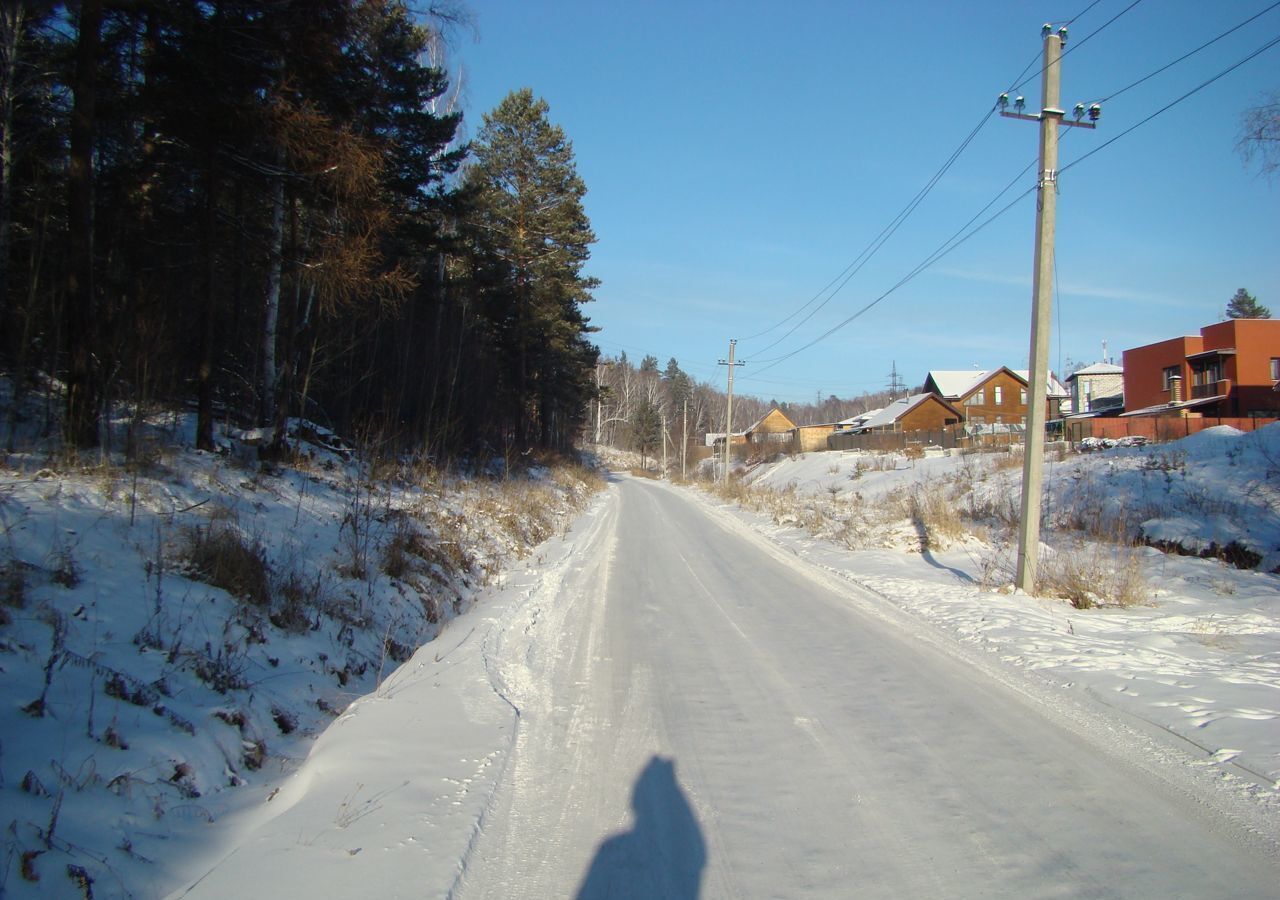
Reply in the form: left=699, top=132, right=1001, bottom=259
left=174, top=474, right=1279, bottom=898
left=457, top=476, right=1278, bottom=898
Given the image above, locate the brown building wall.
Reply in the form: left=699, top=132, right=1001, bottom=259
left=959, top=370, right=1031, bottom=425
left=749, top=408, right=798, bottom=439
left=1201, top=319, right=1280, bottom=415
left=795, top=424, right=839, bottom=452
left=898, top=397, right=963, bottom=431
left=1122, top=335, right=1201, bottom=411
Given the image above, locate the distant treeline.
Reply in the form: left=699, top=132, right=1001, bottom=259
left=593, top=352, right=917, bottom=457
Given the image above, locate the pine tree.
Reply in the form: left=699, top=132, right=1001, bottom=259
left=663, top=357, right=692, bottom=412
left=468, top=87, right=598, bottom=450
left=1225, top=288, right=1270, bottom=319
left=631, top=398, right=661, bottom=467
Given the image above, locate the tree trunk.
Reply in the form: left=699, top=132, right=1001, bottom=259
left=196, top=163, right=218, bottom=451
left=260, top=158, right=284, bottom=427
left=0, top=4, right=24, bottom=335
left=64, top=0, right=103, bottom=449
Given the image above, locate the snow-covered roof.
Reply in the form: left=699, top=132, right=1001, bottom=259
left=838, top=409, right=882, bottom=427
left=855, top=394, right=934, bottom=431
left=1010, top=370, right=1070, bottom=397
left=928, top=368, right=1069, bottom=399
left=1069, top=362, right=1123, bottom=378
left=926, top=370, right=988, bottom=398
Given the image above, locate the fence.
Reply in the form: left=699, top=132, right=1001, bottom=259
left=1062, top=416, right=1277, bottom=444
left=826, top=426, right=1020, bottom=454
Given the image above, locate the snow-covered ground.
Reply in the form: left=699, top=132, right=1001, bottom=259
left=3, top=402, right=1277, bottom=896
left=0, top=403, right=599, bottom=897
left=713, top=426, right=1280, bottom=790
left=174, top=470, right=1280, bottom=898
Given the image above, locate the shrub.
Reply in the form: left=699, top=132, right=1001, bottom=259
left=1036, top=536, right=1148, bottom=609
left=271, top=569, right=325, bottom=632
left=380, top=514, right=429, bottom=579
left=908, top=480, right=967, bottom=550
left=184, top=523, right=272, bottom=607
left=2, top=559, right=26, bottom=609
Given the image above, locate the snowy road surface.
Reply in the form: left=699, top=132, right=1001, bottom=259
left=175, top=475, right=1279, bottom=899
left=457, top=477, right=1278, bottom=899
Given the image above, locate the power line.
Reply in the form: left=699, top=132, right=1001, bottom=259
left=742, top=109, right=996, bottom=354
left=751, top=182, right=1037, bottom=377
left=1065, top=0, right=1107, bottom=26
left=747, top=140, right=1047, bottom=372
left=1093, top=1, right=1280, bottom=105
left=1009, top=0, right=1147, bottom=96
left=1061, top=32, right=1280, bottom=176
left=739, top=0, right=1118, bottom=358
left=736, top=6, right=1279, bottom=378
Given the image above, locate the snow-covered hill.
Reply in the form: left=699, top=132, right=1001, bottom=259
left=0, top=407, right=600, bottom=897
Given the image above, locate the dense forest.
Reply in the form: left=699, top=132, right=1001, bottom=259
left=0, top=0, right=599, bottom=459
left=0, top=2, right=921, bottom=465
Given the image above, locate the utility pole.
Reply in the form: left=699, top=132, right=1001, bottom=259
left=593, top=361, right=609, bottom=445
left=682, top=399, right=688, bottom=480
left=1000, top=24, right=1099, bottom=594
left=661, top=412, right=668, bottom=477
left=718, top=339, right=744, bottom=484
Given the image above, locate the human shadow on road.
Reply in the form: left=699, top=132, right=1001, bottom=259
left=575, top=755, right=706, bottom=899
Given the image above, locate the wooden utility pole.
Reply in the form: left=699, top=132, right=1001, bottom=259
left=1000, top=24, right=1098, bottom=594
left=718, top=339, right=744, bottom=484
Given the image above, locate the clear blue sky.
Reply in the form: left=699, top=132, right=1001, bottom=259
left=451, top=1, right=1279, bottom=404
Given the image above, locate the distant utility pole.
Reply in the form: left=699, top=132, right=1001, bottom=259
left=1000, top=24, right=1099, bottom=594
left=661, top=412, right=668, bottom=477
left=682, top=399, right=688, bottom=480
left=718, top=339, right=745, bottom=484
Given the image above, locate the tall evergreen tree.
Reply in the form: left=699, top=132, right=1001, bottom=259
left=467, top=87, right=598, bottom=450
left=663, top=357, right=692, bottom=412
left=1225, top=288, right=1270, bottom=319
left=631, top=398, right=661, bottom=467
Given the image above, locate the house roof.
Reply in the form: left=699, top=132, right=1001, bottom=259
left=1119, top=395, right=1227, bottom=417
left=1068, top=362, right=1123, bottom=378
left=926, top=368, right=1069, bottom=399
left=854, top=394, right=951, bottom=431
left=1010, top=369, right=1070, bottom=397
left=742, top=407, right=797, bottom=435
left=1186, top=347, right=1237, bottom=361
left=838, top=409, right=882, bottom=427
left=925, top=370, right=988, bottom=398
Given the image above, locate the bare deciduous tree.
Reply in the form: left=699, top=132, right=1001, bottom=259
left=1238, top=89, right=1280, bottom=181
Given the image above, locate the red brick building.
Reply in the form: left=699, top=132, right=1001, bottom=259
left=1121, top=319, right=1280, bottom=417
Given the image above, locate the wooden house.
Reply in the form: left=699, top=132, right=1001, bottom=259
left=851, top=393, right=963, bottom=433
left=923, top=367, right=1068, bottom=427
left=743, top=408, right=798, bottom=444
